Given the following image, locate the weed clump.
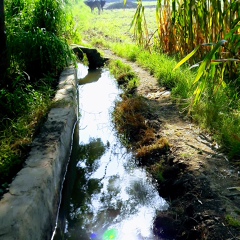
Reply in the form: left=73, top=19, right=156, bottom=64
left=110, top=57, right=170, bottom=185
left=136, top=138, right=170, bottom=163
left=113, top=96, right=148, bottom=142
left=113, top=93, right=171, bottom=161
left=108, top=60, right=139, bottom=94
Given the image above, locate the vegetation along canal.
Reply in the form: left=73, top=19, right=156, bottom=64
left=52, top=64, right=168, bottom=240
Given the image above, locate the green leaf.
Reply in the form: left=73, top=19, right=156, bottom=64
left=193, top=80, right=206, bottom=104
left=201, top=43, right=216, bottom=46
left=193, top=40, right=227, bottom=85
left=173, top=45, right=200, bottom=70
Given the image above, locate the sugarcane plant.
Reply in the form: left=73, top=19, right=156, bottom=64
left=131, top=0, right=239, bottom=103
left=129, top=0, right=240, bottom=157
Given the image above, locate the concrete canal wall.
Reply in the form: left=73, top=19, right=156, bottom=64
left=0, top=67, right=77, bottom=240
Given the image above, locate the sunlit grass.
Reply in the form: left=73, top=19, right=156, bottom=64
left=111, top=43, right=141, bottom=61
left=0, top=84, right=53, bottom=187
left=74, top=4, right=240, bottom=159
left=108, top=59, right=139, bottom=94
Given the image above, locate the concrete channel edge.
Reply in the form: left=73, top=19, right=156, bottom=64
left=0, top=67, right=78, bottom=240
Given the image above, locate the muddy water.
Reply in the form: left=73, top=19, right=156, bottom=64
left=53, top=64, right=168, bottom=240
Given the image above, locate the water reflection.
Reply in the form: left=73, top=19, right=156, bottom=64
left=77, top=138, right=106, bottom=173
left=78, top=68, right=102, bottom=85
left=53, top=64, right=168, bottom=240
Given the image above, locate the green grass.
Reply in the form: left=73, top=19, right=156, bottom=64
left=108, top=59, right=139, bottom=94
left=1, top=0, right=239, bottom=195
left=74, top=2, right=240, bottom=159
left=0, top=81, right=54, bottom=191
left=0, top=0, right=77, bottom=195
left=225, top=215, right=240, bottom=229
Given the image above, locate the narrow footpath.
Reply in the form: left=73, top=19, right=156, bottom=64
left=102, top=49, right=240, bottom=239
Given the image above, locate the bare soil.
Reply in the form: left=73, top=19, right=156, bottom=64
left=102, top=49, right=240, bottom=240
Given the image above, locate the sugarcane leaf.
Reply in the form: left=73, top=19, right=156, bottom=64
left=210, top=62, right=222, bottom=66
left=173, top=45, right=200, bottom=70
left=211, top=58, right=240, bottom=63
left=227, top=187, right=240, bottom=191
left=193, top=40, right=227, bottom=84
left=193, top=80, right=206, bottom=104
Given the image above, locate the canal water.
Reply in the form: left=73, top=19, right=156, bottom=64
left=53, top=64, right=168, bottom=240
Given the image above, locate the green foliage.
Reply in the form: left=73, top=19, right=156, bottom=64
left=0, top=0, right=78, bottom=190
left=32, top=0, right=65, bottom=35
left=130, top=1, right=150, bottom=50
left=112, top=43, right=140, bottom=62
left=136, top=49, right=194, bottom=95
left=225, top=215, right=240, bottom=229
left=108, top=59, right=139, bottom=94
left=8, top=28, right=75, bottom=79
left=5, top=0, right=35, bottom=31
left=217, top=107, right=240, bottom=158
left=5, top=0, right=76, bottom=36
left=191, top=84, right=240, bottom=158
left=5, top=0, right=77, bottom=82
left=173, top=40, right=237, bottom=105
left=0, top=81, right=53, bottom=184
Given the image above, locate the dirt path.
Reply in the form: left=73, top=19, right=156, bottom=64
left=102, top=49, right=240, bottom=239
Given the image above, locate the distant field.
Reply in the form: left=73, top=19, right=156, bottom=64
left=78, top=4, right=158, bottom=45
left=104, top=1, right=156, bottom=9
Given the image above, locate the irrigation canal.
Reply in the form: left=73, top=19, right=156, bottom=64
left=52, top=64, right=168, bottom=240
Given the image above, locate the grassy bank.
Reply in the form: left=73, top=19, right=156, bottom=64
left=0, top=0, right=79, bottom=194
left=1, top=0, right=239, bottom=196
left=73, top=1, right=240, bottom=162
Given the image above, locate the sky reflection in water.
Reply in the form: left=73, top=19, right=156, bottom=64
left=63, top=64, right=168, bottom=240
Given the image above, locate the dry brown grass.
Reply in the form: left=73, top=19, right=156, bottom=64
left=113, top=94, right=170, bottom=167
left=136, top=138, right=170, bottom=163
left=113, top=96, right=149, bottom=142
left=138, top=127, right=155, bottom=146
